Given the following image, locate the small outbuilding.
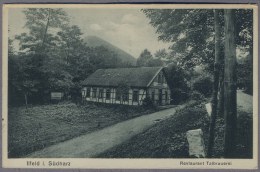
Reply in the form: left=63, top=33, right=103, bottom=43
left=82, top=67, right=171, bottom=106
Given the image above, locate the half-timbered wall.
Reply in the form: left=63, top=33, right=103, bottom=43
left=82, top=87, right=147, bottom=105
left=147, top=70, right=171, bottom=105
left=82, top=70, right=171, bottom=106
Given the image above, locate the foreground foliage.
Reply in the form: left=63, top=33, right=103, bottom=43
left=97, top=102, right=253, bottom=158
left=213, top=109, right=253, bottom=158
left=97, top=103, right=209, bottom=158
left=8, top=102, right=157, bottom=158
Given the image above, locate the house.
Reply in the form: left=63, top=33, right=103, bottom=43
left=81, top=67, right=171, bottom=106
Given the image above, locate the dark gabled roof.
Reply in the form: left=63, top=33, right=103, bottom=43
left=82, top=67, right=163, bottom=88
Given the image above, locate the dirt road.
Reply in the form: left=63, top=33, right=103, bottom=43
left=27, top=105, right=183, bottom=158
left=27, top=91, right=253, bottom=158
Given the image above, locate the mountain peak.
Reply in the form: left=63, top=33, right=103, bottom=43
left=84, top=36, right=136, bottom=65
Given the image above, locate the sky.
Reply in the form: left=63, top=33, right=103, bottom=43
left=8, top=8, right=171, bottom=58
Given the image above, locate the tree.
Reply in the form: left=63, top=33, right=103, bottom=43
left=237, top=56, right=253, bottom=94
left=235, top=9, right=253, bottom=94
left=143, top=8, right=252, bottom=158
left=147, top=58, right=164, bottom=67
left=9, top=34, right=45, bottom=105
left=9, top=53, right=42, bottom=106
left=207, top=9, right=222, bottom=157
left=16, top=8, right=69, bottom=54
left=8, top=38, right=20, bottom=105
left=57, top=25, right=86, bottom=64
left=142, top=9, right=215, bottom=71
left=224, top=9, right=237, bottom=158
left=136, top=49, right=163, bottom=67
left=192, top=74, right=213, bottom=97
left=154, top=49, right=168, bottom=60
left=164, top=62, right=190, bottom=104
left=13, top=9, right=77, bottom=103
left=136, top=49, right=153, bottom=66
left=143, top=9, right=252, bottom=73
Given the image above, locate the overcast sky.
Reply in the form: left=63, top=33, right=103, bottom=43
left=8, top=8, right=171, bottom=58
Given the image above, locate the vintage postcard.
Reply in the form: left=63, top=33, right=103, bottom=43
left=2, top=3, right=259, bottom=169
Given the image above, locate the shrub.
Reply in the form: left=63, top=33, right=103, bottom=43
left=236, top=111, right=253, bottom=158
left=142, top=97, right=155, bottom=108
left=97, top=104, right=209, bottom=158
left=174, top=105, right=209, bottom=132
left=171, top=88, right=190, bottom=104
left=164, top=63, right=190, bottom=104
left=190, top=91, right=205, bottom=101
left=192, top=75, right=213, bottom=97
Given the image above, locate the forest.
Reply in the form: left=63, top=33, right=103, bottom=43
left=8, top=9, right=135, bottom=106
left=8, top=8, right=253, bottom=108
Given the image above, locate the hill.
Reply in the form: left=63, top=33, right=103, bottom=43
left=84, top=36, right=136, bottom=65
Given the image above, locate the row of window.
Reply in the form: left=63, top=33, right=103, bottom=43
left=86, top=88, right=139, bottom=102
left=115, top=91, right=129, bottom=101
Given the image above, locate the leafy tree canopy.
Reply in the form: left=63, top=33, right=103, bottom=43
left=136, top=49, right=163, bottom=67
left=142, top=9, right=253, bottom=71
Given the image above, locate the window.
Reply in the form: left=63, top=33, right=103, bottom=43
left=151, top=91, right=155, bottom=101
left=165, top=91, right=168, bottom=101
left=82, top=88, right=86, bottom=97
left=157, top=72, right=166, bottom=84
left=106, top=89, right=111, bottom=100
left=86, top=88, right=91, bottom=97
left=133, top=90, right=139, bottom=102
left=116, top=89, right=128, bottom=101
left=123, top=91, right=129, bottom=101
left=116, top=89, right=121, bottom=101
left=158, top=73, right=165, bottom=84
left=99, top=89, right=103, bottom=98
left=92, top=88, right=97, bottom=98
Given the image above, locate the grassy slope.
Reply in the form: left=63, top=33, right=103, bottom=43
left=97, top=102, right=253, bottom=158
left=8, top=102, right=156, bottom=158
left=97, top=102, right=209, bottom=158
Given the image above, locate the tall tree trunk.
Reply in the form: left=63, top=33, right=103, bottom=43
left=207, top=9, right=221, bottom=158
left=224, top=9, right=237, bottom=158
left=218, top=67, right=224, bottom=117
left=41, top=9, right=51, bottom=52
left=247, top=46, right=253, bottom=94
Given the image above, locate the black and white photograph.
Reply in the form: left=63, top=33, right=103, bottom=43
left=2, top=4, right=258, bottom=169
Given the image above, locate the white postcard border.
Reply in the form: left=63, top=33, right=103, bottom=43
left=2, top=3, right=259, bottom=169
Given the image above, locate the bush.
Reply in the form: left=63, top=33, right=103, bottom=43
left=190, top=91, right=205, bottom=101
left=192, top=75, right=213, bottom=97
left=142, top=97, right=155, bottom=108
left=171, top=88, right=190, bottom=104
left=164, top=63, right=190, bottom=104
left=174, top=105, right=209, bottom=132
left=97, top=104, right=209, bottom=158
left=211, top=110, right=253, bottom=158
left=236, top=111, right=253, bottom=158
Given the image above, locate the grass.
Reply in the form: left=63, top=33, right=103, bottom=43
left=96, top=101, right=253, bottom=158
left=212, top=109, right=253, bottom=158
left=96, top=102, right=209, bottom=158
left=8, top=101, right=157, bottom=158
